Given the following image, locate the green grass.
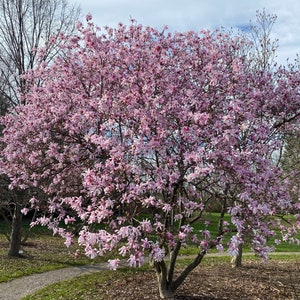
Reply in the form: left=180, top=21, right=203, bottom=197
left=0, top=221, right=105, bottom=283
left=178, top=212, right=300, bottom=255
left=0, top=235, right=92, bottom=282
left=22, top=270, right=118, bottom=300
left=22, top=267, right=150, bottom=300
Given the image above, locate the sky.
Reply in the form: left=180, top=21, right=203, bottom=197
left=69, top=0, right=300, bottom=66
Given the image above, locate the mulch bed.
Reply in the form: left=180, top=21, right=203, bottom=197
left=99, top=259, right=300, bottom=299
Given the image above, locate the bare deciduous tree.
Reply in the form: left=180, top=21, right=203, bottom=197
left=248, top=9, right=279, bottom=72
left=0, top=0, right=80, bottom=257
left=0, top=0, right=80, bottom=105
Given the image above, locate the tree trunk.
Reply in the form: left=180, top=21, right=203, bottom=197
left=231, top=243, right=243, bottom=268
left=156, top=271, right=174, bottom=299
left=8, top=202, right=23, bottom=257
left=153, top=260, right=175, bottom=299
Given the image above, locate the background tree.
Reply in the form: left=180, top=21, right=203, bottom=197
left=0, top=0, right=80, bottom=106
left=0, top=93, right=10, bottom=239
left=279, top=55, right=300, bottom=218
left=246, top=9, right=278, bottom=72
left=281, top=132, right=300, bottom=202
left=229, top=9, right=280, bottom=268
left=1, top=18, right=300, bottom=298
left=0, top=0, right=80, bottom=256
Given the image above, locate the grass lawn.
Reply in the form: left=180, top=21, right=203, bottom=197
left=178, top=212, right=300, bottom=255
left=21, top=269, right=144, bottom=300
left=0, top=220, right=105, bottom=283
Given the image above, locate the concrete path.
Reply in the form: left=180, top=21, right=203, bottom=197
left=0, top=262, right=109, bottom=300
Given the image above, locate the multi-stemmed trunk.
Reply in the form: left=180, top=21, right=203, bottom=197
left=154, top=260, right=175, bottom=299
left=152, top=245, right=206, bottom=299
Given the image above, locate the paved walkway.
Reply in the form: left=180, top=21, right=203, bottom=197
left=0, top=262, right=110, bottom=300
left=1, top=252, right=300, bottom=300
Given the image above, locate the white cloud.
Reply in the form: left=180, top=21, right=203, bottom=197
left=70, top=0, right=300, bottom=65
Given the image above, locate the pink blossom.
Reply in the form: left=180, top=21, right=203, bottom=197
left=141, top=238, right=151, bottom=249
left=21, top=208, right=29, bottom=215
left=85, top=245, right=97, bottom=259
left=201, top=230, right=211, bottom=239
left=140, top=219, right=152, bottom=233
left=64, top=216, right=76, bottom=225
left=154, top=222, right=164, bottom=232
left=200, top=240, right=208, bottom=251
left=228, top=235, right=243, bottom=256
left=119, top=245, right=129, bottom=256
left=64, top=235, right=73, bottom=248
left=127, top=254, right=138, bottom=267
left=216, top=244, right=224, bottom=252
left=151, top=246, right=165, bottom=262
left=174, top=214, right=183, bottom=221
left=232, top=58, right=242, bottom=74
left=192, top=234, right=198, bottom=243
left=178, top=232, right=186, bottom=240
left=108, top=259, right=120, bottom=270
left=85, top=13, right=92, bottom=21
left=204, top=221, right=211, bottom=227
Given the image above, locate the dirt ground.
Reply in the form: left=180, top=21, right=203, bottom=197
left=100, top=259, right=300, bottom=299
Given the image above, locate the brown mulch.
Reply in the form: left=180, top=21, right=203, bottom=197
left=99, top=259, right=300, bottom=299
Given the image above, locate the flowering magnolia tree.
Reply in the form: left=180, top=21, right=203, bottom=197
left=1, top=16, right=300, bottom=298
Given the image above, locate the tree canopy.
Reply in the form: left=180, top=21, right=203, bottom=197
left=1, top=16, right=300, bottom=298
